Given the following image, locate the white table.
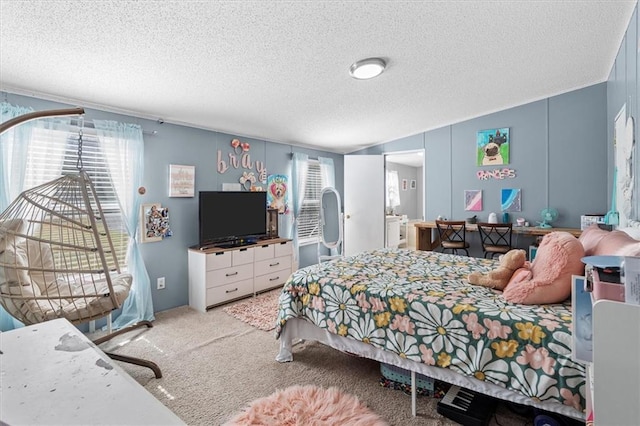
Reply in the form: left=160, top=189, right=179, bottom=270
left=0, top=318, right=184, bottom=425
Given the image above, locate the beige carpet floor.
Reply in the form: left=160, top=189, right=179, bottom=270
left=97, top=303, right=537, bottom=426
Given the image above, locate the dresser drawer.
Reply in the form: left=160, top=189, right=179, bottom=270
left=206, top=251, right=232, bottom=270
left=232, top=247, right=254, bottom=265
left=254, top=269, right=289, bottom=293
left=254, top=243, right=275, bottom=261
left=206, top=279, right=253, bottom=306
left=207, top=264, right=253, bottom=287
left=274, top=241, right=293, bottom=257
left=255, top=255, right=292, bottom=277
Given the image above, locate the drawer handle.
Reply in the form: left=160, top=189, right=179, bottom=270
left=226, top=288, right=239, bottom=294
left=226, top=271, right=239, bottom=277
left=269, top=262, right=280, bottom=267
left=269, top=276, right=280, bottom=281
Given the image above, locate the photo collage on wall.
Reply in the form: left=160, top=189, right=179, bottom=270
left=141, top=203, right=172, bottom=243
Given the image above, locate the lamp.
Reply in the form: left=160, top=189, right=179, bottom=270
left=349, top=58, right=386, bottom=80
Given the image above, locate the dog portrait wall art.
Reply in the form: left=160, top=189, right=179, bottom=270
left=476, top=128, right=510, bottom=166
left=267, top=174, right=290, bottom=214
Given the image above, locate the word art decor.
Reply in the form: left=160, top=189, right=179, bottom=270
left=476, top=168, right=516, bottom=180
left=168, top=164, right=195, bottom=197
left=217, top=138, right=267, bottom=184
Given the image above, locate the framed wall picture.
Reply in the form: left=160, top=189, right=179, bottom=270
left=410, top=179, right=416, bottom=189
left=169, top=164, right=195, bottom=197
left=501, top=188, right=522, bottom=212
left=477, top=128, right=510, bottom=166
left=140, top=203, right=171, bottom=243
left=402, top=179, right=408, bottom=191
left=464, top=190, right=483, bottom=211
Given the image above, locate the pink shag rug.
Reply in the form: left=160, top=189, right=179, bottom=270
left=224, top=385, right=388, bottom=426
left=222, top=289, right=280, bottom=331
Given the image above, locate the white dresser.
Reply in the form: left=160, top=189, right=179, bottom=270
left=188, top=238, right=293, bottom=312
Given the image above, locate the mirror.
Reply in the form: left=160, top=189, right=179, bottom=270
left=318, top=187, right=343, bottom=262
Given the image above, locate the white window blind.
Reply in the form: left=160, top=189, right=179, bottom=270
left=23, top=125, right=129, bottom=268
left=297, top=160, right=322, bottom=243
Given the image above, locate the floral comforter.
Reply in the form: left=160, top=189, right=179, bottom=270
left=275, top=248, right=585, bottom=414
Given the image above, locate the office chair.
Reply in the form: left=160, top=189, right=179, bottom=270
left=477, top=222, right=513, bottom=258
left=435, top=220, right=470, bottom=256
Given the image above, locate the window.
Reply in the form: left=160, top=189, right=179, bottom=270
left=23, top=124, right=129, bottom=269
left=297, top=160, right=323, bottom=244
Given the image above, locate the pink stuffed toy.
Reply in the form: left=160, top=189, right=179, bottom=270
left=503, top=231, right=585, bottom=304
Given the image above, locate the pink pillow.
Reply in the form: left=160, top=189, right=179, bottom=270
left=592, top=230, right=640, bottom=256
left=579, top=224, right=610, bottom=256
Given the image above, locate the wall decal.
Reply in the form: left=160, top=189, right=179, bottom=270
left=477, top=128, right=510, bottom=166
left=476, top=168, right=516, bottom=180
left=218, top=138, right=267, bottom=182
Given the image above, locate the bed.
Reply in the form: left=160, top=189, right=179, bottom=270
left=275, top=248, right=585, bottom=420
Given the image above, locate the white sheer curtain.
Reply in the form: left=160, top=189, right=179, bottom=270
left=93, top=120, right=155, bottom=329
left=318, top=156, right=335, bottom=188
left=291, top=153, right=309, bottom=265
left=0, top=102, right=70, bottom=331
left=386, top=170, right=401, bottom=212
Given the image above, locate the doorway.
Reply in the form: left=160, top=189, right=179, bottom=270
left=384, top=150, right=425, bottom=248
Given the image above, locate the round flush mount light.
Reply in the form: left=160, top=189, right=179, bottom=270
left=349, top=58, right=386, bottom=80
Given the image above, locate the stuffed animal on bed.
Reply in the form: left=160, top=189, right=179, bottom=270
left=467, top=249, right=527, bottom=290
left=502, top=231, right=585, bottom=304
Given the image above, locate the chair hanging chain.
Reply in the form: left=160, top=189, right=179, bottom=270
left=76, top=119, right=84, bottom=170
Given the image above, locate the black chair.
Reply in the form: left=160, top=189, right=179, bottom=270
left=477, top=222, right=513, bottom=258
left=435, top=220, right=470, bottom=256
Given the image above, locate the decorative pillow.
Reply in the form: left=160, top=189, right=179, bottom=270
left=0, top=219, right=26, bottom=252
left=591, top=230, right=640, bottom=257
left=25, top=239, right=57, bottom=292
left=579, top=224, right=610, bottom=256
left=503, top=231, right=584, bottom=304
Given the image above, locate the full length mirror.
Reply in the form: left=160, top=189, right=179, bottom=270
left=318, top=187, right=343, bottom=263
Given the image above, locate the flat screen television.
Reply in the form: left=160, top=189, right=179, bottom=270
left=199, top=191, right=267, bottom=247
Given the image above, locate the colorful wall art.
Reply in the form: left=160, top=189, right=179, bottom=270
left=141, top=203, right=172, bottom=243
left=464, top=190, right=483, bottom=211
left=501, top=188, right=522, bottom=212
left=267, top=174, right=289, bottom=214
left=477, top=128, right=510, bottom=166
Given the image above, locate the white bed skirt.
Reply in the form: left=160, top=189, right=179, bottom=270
left=277, top=317, right=583, bottom=421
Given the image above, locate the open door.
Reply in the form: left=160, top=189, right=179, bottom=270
left=344, top=155, right=384, bottom=256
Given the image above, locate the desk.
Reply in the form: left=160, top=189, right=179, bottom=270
left=413, top=221, right=582, bottom=251
left=0, top=318, right=184, bottom=425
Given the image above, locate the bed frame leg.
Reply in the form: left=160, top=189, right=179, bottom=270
left=411, top=370, right=416, bottom=416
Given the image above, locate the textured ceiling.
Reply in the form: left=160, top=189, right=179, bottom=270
left=0, top=1, right=636, bottom=153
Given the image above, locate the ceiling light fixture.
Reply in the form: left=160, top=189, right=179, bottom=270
left=349, top=58, right=386, bottom=80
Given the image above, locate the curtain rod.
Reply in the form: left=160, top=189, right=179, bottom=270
left=1, top=108, right=155, bottom=136
left=0, top=107, right=85, bottom=135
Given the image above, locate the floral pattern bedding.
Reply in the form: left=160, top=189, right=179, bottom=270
left=275, top=248, right=585, bottom=415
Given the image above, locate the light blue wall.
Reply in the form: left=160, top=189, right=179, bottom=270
left=2, top=91, right=344, bottom=313
left=353, top=84, right=608, bottom=235
left=608, top=4, right=639, bottom=220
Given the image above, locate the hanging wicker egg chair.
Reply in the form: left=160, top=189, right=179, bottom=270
left=0, top=170, right=161, bottom=378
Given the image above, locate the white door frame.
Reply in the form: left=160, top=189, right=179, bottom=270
left=384, top=148, right=426, bottom=219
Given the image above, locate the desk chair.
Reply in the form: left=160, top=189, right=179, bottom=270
left=435, top=220, right=470, bottom=256
left=477, top=222, right=513, bottom=258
